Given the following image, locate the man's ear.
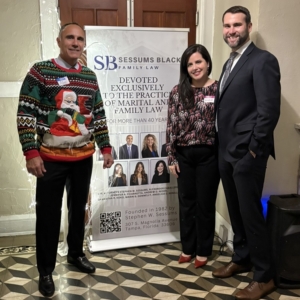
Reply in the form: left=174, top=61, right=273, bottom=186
left=248, top=22, right=253, bottom=33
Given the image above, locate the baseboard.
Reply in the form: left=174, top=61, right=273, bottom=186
left=0, top=214, right=36, bottom=236
left=0, top=214, right=65, bottom=237
left=215, top=211, right=233, bottom=251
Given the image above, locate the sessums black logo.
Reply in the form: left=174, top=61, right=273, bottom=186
left=94, top=56, right=118, bottom=70
left=94, top=55, right=179, bottom=71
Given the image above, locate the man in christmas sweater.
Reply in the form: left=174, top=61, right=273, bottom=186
left=16, top=23, right=114, bottom=297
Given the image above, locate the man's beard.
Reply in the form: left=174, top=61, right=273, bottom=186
left=224, top=32, right=249, bottom=49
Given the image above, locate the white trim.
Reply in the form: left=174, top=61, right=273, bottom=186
left=0, top=214, right=35, bottom=236
left=39, top=0, right=60, bottom=60
left=0, top=82, right=22, bottom=98
left=131, top=0, right=134, bottom=26
left=128, top=0, right=134, bottom=27
left=197, top=0, right=215, bottom=57
left=0, top=212, right=65, bottom=237
left=127, top=0, right=131, bottom=27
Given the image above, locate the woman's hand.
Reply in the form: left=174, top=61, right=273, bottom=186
left=169, top=164, right=180, bottom=178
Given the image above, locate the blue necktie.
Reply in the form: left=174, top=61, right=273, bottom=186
left=127, top=146, right=131, bottom=158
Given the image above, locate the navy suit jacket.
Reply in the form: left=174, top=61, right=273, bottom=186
left=215, top=42, right=281, bottom=162
left=119, top=144, right=139, bottom=159
left=161, top=143, right=168, bottom=157
left=141, top=147, right=159, bottom=158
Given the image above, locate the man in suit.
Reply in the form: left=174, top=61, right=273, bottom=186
left=212, top=6, right=280, bottom=300
left=161, top=143, right=167, bottom=157
left=119, top=134, right=139, bottom=159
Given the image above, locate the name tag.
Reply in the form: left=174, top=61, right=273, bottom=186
left=204, top=96, right=215, bottom=103
left=57, top=76, right=70, bottom=86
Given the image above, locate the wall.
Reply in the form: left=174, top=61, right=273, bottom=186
left=0, top=0, right=60, bottom=235
left=0, top=0, right=40, bottom=220
left=257, top=0, right=300, bottom=196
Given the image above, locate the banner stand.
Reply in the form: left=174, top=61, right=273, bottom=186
left=85, top=26, right=188, bottom=253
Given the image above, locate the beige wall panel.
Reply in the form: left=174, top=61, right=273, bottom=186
left=0, top=0, right=41, bottom=221
left=0, top=97, right=34, bottom=216
left=257, top=0, right=300, bottom=196
left=0, top=0, right=41, bottom=81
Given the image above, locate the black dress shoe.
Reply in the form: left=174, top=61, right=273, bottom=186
left=39, top=274, right=55, bottom=297
left=67, top=255, right=96, bottom=273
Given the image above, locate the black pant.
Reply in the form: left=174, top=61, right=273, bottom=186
left=36, top=157, right=93, bottom=276
left=218, top=150, right=274, bottom=282
left=176, top=145, right=220, bottom=256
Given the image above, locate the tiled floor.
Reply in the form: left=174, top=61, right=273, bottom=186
left=0, top=236, right=300, bottom=299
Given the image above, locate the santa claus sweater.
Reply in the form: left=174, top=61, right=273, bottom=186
left=17, top=59, right=112, bottom=162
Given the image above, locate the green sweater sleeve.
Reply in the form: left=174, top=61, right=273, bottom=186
left=92, top=87, right=111, bottom=151
left=17, top=64, right=42, bottom=156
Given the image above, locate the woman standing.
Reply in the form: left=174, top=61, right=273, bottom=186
left=130, top=162, right=148, bottom=185
left=166, top=44, right=220, bottom=268
left=151, top=160, right=170, bottom=184
left=141, top=134, right=159, bottom=158
left=109, top=163, right=127, bottom=187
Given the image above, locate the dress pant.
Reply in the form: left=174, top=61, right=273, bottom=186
left=176, top=145, right=220, bottom=256
left=36, top=156, right=93, bottom=276
left=218, top=150, right=274, bottom=282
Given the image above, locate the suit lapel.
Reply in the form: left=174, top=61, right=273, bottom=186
left=218, top=42, right=256, bottom=101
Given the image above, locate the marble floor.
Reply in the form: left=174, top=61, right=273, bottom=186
left=0, top=235, right=300, bottom=299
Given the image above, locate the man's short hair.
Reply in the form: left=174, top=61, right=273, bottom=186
left=59, top=22, right=84, bottom=37
left=222, top=6, right=251, bottom=24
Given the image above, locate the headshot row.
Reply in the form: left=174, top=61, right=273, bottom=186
left=108, top=159, right=170, bottom=187
left=98, top=133, right=168, bottom=161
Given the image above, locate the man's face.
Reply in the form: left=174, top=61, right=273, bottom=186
left=126, top=135, right=133, bottom=145
left=223, top=13, right=252, bottom=51
left=56, top=24, right=85, bottom=66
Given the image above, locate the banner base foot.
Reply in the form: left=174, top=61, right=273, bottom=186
left=87, top=231, right=180, bottom=253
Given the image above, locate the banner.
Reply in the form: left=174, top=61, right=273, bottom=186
left=85, top=26, right=188, bottom=252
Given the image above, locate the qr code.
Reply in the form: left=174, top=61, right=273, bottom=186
left=100, top=211, right=121, bottom=233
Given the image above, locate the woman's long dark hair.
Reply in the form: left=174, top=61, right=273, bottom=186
left=154, top=160, right=169, bottom=177
left=178, top=44, right=212, bottom=109
left=132, top=162, right=147, bottom=184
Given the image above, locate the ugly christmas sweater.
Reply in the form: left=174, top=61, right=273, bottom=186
left=17, top=59, right=111, bottom=162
